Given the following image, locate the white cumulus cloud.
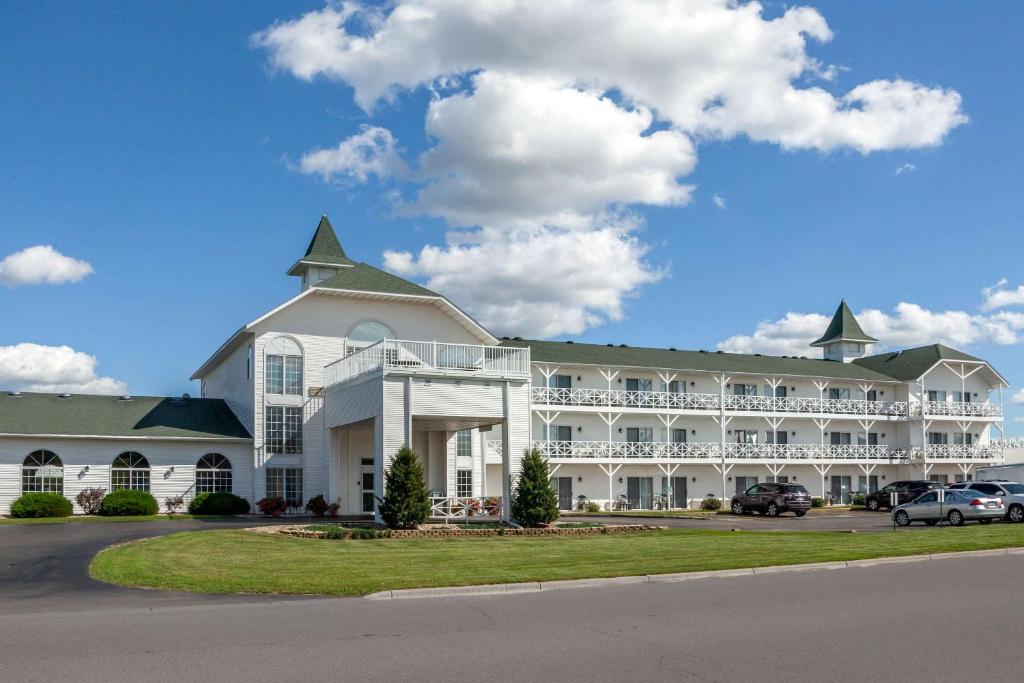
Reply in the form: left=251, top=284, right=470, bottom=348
left=981, top=279, right=1024, bottom=312
left=718, top=302, right=1024, bottom=356
left=0, top=245, right=94, bottom=286
left=1011, top=389, right=1024, bottom=405
left=256, top=0, right=968, bottom=337
left=0, top=343, right=127, bottom=395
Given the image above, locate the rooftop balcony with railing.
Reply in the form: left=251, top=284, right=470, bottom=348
left=324, top=339, right=531, bottom=387
left=531, top=386, right=909, bottom=417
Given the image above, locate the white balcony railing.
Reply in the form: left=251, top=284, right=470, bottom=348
left=534, top=440, right=911, bottom=462
left=428, top=496, right=503, bottom=518
left=909, top=401, right=1002, bottom=418
left=531, top=387, right=907, bottom=417
left=909, top=445, right=1004, bottom=461
left=324, top=339, right=530, bottom=386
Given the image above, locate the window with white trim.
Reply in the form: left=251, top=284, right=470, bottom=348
left=456, top=429, right=473, bottom=458
left=626, top=427, right=653, bottom=443
left=22, top=450, right=63, bottom=493
left=266, top=467, right=303, bottom=507
left=266, top=406, right=303, bottom=454
left=196, top=453, right=232, bottom=493
left=346, top=321, right=395, bottom=352
left=456, top=469, right=472, bottom=498
left=265, top=337, right=303, bottom=396
left=111, top=452, right=150, bottom=491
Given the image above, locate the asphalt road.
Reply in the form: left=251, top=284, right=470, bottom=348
left=2, top=545, right=1021, bottom=682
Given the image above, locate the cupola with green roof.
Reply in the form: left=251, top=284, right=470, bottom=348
left=811, top=300, right=878, bottom=363
left=287, top=214, right=357, bottom=289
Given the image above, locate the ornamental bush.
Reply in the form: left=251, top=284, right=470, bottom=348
left=305, top=494, right=329, bottom=517
left=10, top=492, right=73, bottom=518
left=378, top=446, right=430, bottom=529
left=256, top=496, right=288, bottom=516
left=99, top=489, right=158, bottom=516
left=700, top=496, right=722, bottom=511
left=75, top=487, right=106, bottom=514
left=811, top=497, right=825, bottom=508
left=189, top=492, right=250, bottom=515
left=511, top=448, right=559, bottom=527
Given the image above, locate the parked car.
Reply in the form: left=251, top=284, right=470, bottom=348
left=892, top=489, right=1004, bottom=527
left=865, top=480, right=940, bottom=511
left=730, top=482, right=811, bottom=517
left=948, top=481, right=1024, bottom=523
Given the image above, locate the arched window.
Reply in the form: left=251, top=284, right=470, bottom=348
left=265, top=336, right=303, bottom=395
left=347, top=320, right=395, bottom=353
left=196, top=453, right=232, bottom=493
left=22, top=450, right=63, bottom=494
left=111, top=452, right=150, bottom=491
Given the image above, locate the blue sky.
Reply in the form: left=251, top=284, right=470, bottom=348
left=2, top=1, right=1023, bottom=428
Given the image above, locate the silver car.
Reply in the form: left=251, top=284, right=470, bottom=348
left=892, top=489, right=1004, bottom=527
left=948, top=481, right=1024, bottom=523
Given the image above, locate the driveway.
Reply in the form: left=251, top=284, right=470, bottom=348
left=0, top=517, right=299, bottom=615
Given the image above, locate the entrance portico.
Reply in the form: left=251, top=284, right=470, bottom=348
left=323, top=340, right=531, bottom=520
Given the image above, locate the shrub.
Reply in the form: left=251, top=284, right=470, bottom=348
left=164, top=495, right=185, bottom=515
left=75, top=487, right=106, bottom=514
left=378, top=446, right=431, bottom=529
left=327, top=502, right=340, bottom=517
left=584, top=501, right=601, bottom=513
left=850, top=493, right=866, bottom=506
left=190, top=492, right=250, bottom=515
left=350, top=527, right=386, bottom=539
left=99, top=489, right=158, bottom=516
left=700, top=496, right=722, bottom=511
left=511, top=448, right=559, bottom=527
left=811, top=497, right=825, bottom=508
left=10, top=492, right=73, bottom=518
left=256, top=496, right=288, bottom=516
left=305, top=494, right=329, bottom=517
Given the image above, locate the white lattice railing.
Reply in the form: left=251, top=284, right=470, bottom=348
left=324, top=340, right=530, bottom=386
left=909, top=445, right=1004, bottom=461
left=531, top=387, right=907, bottom=417
left=908, top=401, right=1002, bottom=418
left=534, top=440, right=920, bottom=462
left=995, top=437, right=1024, bottom=449
left=428, top=496, right=502, bottom=518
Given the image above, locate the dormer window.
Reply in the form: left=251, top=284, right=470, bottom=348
left=346, top=320, right=395, bottom=353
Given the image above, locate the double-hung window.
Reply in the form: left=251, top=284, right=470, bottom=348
left=548, top=374, right=572, bottom=389
left=266, top=406, right=303, bottom=454
left=266, top=355, right=303, bottom=395
left=456, top=430, right=473, bottom=458
left=266, top=467, right=303, bottom=507
left=456, top=470, right=473, bottom=498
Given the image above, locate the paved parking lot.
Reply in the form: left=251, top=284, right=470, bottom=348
left=567, top=509, right=919, bottom=531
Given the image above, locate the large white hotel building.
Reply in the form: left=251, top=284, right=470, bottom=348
left=0, top=217, right=1012, bottom=517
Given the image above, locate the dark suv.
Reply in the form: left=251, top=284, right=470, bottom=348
left=865, top=480, right=939, bottom=511
left=731, top=483, right=811, bottom=517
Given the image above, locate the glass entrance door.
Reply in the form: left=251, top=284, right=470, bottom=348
left=830, top=476, right=852, bottom=504
left=627, top=477, right=653, bottom=509
left=360, top=458, right=375, bottom=513
left=552, top=477, right=573, bottom=510
left=662, top=476, right=687, bottom=509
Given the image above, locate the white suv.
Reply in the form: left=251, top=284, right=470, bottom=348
left=949, top=481, right=1024, bottom=523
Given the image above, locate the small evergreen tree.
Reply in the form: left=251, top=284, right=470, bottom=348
left=377, top=446, right=431, bottom=529
left=511, top=448, right=559, bottom=527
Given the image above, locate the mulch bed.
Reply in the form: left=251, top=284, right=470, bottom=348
left=248, top=523, right=660, bottom=539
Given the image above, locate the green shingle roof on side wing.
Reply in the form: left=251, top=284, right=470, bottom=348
left=852, top=344, right=993, bottom=382
left=811, top=300, right=878, bottom=346
left=313, top=262, right=439, bottom=297
left=0, top=393, right=251, bottom=440
left=499, top=339, right=899, bottom=382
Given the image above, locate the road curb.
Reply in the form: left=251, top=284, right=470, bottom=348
left=364, top=548, right=1021, bottom=600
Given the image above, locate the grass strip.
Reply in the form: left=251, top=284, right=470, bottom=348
left=90, top=525, right=1024, bottom=596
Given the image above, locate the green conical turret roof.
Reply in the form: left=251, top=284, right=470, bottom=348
left=811, top=300, right=878, bottom=347
left=287, top=214, right=356, bottom=275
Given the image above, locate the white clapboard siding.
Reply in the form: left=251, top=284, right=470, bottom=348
left=411, top=378, right=504, bottom=418
left=203, top=338, right=255, bottom=435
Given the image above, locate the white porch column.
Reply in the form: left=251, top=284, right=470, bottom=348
left=501, top=381, right=512, bottom=522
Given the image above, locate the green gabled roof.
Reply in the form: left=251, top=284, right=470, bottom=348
left=313, top=262, right=439, bottom=297
left=500, top=339, right=897, bottom=382
left=302, top=214, right=355, bottom=265
left=0, top=393, right=251, bottom=440
left=853, top=344, right=990, bottom=382
left=811, top=301, right=878, bottom=346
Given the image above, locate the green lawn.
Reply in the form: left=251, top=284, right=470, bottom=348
left=0, top=514, right=231, bottom=525
left=91, top=525, right=1024, bottom=597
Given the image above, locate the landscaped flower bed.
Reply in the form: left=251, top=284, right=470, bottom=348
left=248, top=522, right=658, bottom=540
